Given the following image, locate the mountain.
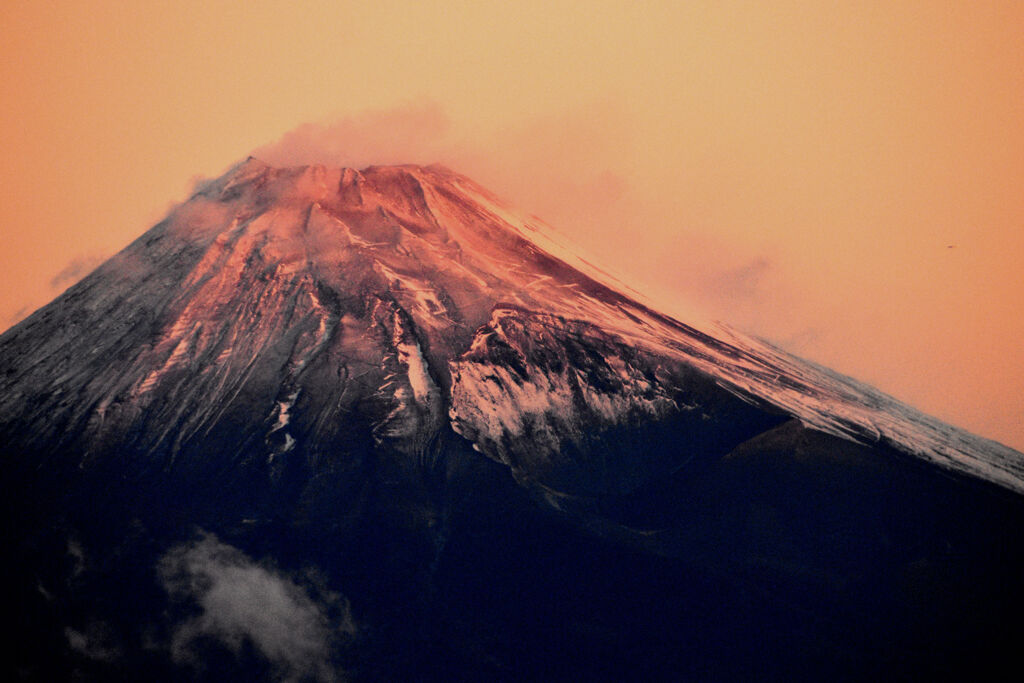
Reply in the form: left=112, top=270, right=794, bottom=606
left=3, top=159, right=1023, bottom=681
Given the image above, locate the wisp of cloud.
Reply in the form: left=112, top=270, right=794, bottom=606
left=158, top=533, right=350, bottom=682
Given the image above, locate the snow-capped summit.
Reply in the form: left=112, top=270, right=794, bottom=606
left=2, top=160, right=1019, bottom=493
left=3, top=160, right=1023, bottom=681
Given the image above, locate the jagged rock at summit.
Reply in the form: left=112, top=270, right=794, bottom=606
left=2, top=159, right=1023, bottom=681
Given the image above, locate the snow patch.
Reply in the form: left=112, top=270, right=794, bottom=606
left=449, top=315, right=676, bottom=464
left=392, top=312, right=433, bottom=402
left=270, top=390, right=300, bottom=434
left=134, top=321, right=202, bottom=395
left=375, top=262, right=446, bottom=319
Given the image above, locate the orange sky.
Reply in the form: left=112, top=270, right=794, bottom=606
left=1, top=1, right=1022, bottom=450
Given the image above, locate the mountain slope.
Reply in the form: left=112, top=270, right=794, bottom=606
left=2, top=159, right=1023, bottom=681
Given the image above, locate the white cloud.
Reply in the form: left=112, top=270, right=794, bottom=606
left=158, top=533, right=350, bottom=682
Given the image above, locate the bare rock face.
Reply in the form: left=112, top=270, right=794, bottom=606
left=2, top=159, right=1023, bottom=681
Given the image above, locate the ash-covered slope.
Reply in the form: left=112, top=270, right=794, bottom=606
left=3, top=159, right=1023, bottom=682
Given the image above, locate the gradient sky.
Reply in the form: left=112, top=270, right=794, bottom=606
left=1, top=1, right=1022, bottom=450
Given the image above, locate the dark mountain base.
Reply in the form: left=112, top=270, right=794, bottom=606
left=5, top=421, right=1024, bottom=682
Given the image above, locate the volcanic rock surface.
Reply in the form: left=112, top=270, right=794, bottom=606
left=3, top=159, right=1023, bottom=681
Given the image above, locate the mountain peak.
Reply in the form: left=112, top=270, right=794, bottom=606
left=4, top=157, right=1024, bottom=680
left=3, top=158, right=1021, bottom=495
